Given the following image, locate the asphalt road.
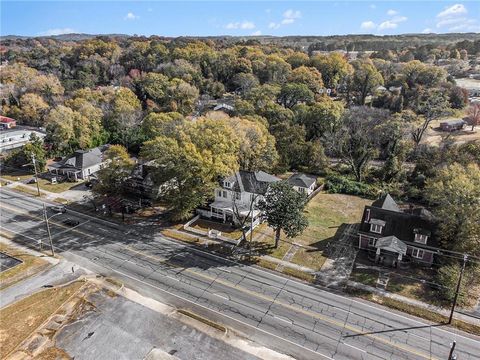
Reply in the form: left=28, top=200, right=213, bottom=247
left=1, top=188, right=479, bottom=360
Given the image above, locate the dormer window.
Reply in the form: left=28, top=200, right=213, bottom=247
left=223, top=181, right=231, bottom=188
left=369, top=219, right=386, bottom=234
left=414, top=229, right=430, bottom=244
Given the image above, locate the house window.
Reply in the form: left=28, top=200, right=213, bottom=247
left=222, top=190, right=227, bottom=198
left=234, top=192, right=241, bottom=200
left=88, top=168, right=91, bottom=175
left=414, top=234, right=428, bottom=244
left=217, top=190, right=222, bottom=197
left=224, top=181, right=231, bottom=188
left=365, top=209, right=371, bottom=222
left=411, top=248, right=424, bottom=259
left=368, top=238, right=376, bottom=247
left=370, top=224, right=383, bottom=234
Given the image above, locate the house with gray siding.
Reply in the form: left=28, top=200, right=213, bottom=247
left=358, top=194, right=438, bottom=267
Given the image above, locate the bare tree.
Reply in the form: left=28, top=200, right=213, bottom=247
left=466, top=103, right=480, bottom=131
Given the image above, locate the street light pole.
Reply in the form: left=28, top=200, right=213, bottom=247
left=448, top=341, right=456, bottom=360
left=42, top=203, right=63, bottom=257
left=448, top=254, right=468, bottom=324
left=31, top=153, right=41, bottom=197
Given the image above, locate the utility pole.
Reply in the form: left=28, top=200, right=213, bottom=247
left=43, top=203, right=56, bottom=257
left=449, top=254, right=468, bottom=324
left=31, top=153, right=41, bottom=197
left=448, top=341, right=456, bottom=360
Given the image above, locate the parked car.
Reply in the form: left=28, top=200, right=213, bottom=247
left=62, top=218, right=79, bottom=226
left=50, top=205, right=67, bottom=214
left=27, top=178, right=37, bottom=184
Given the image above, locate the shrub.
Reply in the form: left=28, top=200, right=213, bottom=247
left=324, top=175, right=379, bottom=198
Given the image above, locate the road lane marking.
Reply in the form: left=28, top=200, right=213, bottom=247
left=1, top=195, right=476, bottom=354
left=0, top=204, right=442, bottom=360
left=121, top=244, right=439, bottom=360
left=1, top=189, right=477, bottom=346
left=0, top=203, right=96, bottom=239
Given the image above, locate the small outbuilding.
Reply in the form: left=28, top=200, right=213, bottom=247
left=440, top=119, right=466, bottom=132
left=287, top=173, right=317, bottom=196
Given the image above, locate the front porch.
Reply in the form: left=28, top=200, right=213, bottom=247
left=199, top=200, right=261, bottom=227
left=371, top=236, right=408, bottom=269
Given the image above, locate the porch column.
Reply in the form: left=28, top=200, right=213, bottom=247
left=210, top=206, right=213, bottom=218
left=223, top=210, right=226, bottom=222
left=375, top=247, right=381, bottom=263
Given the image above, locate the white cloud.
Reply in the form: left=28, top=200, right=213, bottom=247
left=125, top=12, right=139, bottom=20
left=434, top=4, right=478, bottom=32
left=225, top=21, right=255, bottom=30
left=281, top=18, right=295, bottom=25
left=422, top=28, right=433, bottom=34
left=378, top=21, right=398, bottom=30
left=387, top=9, right=398, bottom=16
left=39, top=28, right=75, bottom=36
left=268, top=8, right=301, bottom=30
left=283, top=9, right=302, bottom=20
left=360, top=21, right=376, bottom=30
left=251, top=30, right=262, bottom=36
left=437, top=4, right=467, bottom=18
left=268, top=22, right=280, bottom=29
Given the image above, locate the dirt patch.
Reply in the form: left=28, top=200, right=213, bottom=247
left=0, top=281, right=85, bottom=358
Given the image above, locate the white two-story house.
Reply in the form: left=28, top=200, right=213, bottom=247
left=198, top=170, right=280, bottom=227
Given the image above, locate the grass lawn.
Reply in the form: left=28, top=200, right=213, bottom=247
left=13, top=185, right=44, bottom=197
left=0, top=243, right=50, bottom=290
left=190, top=219, right=243, bottom=240
left=253, top=193, right=371, bottom=270
left=161, top=229, right=201, bottom=244
left=298, top=193, right=372, bottom=246
left=1, top=169, right=81, bottom=193
left=0, top=281, right=84, bottom=358
left=386, top=274, right=449, bottom=308
left=349, top=267, right=379, bottom=287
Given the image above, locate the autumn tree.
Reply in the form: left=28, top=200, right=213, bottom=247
left=278, top=83, right=314, bottom=109
left=258, top=181, right=308, bottom=248
left=347, top=59, right=384, bottom=105
left=96, top=145, right=135, bottom=195
left=140, top=117, right=239, bottom=220
left=310, top=52, right=353, bottom=89
left=294, top=98, right=345, bottom=140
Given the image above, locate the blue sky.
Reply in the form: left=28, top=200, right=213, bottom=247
left=1, top=1, right=479, bottom=37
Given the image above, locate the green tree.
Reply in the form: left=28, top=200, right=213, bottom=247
left=96, top=145, right=135, bottom=195
left=258, top=181, right=308, bottom=248
left=347, top=59, right=384, bottom=105
left=310, top=52, right=353, bottom=89
left=141, top=112, right=185, bottom=139
left=425, top=163, right=480, bottom=257
left=278, top=83, right=314, bottom=109
left=140, top=117, right=239, bottom=220
left=5, top=133, right=46, bottom=172
left=288, top=66, right=324, bottom=94
left=294, top=99, right=344, bottom=140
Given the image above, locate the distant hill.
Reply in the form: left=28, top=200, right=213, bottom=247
left=1, top=32, right=479, bottom=51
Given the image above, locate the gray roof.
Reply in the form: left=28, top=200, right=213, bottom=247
left=53, top=145, right=109, bottom=171
left=224, top=170, right=280, bottom=195
left=287, top=173, right=317, bottom=188
left=371, top=193, right=401, bottom=212
left=375, top=235, right=407, bottom=255
left=440, top=119, right=466, bottom=126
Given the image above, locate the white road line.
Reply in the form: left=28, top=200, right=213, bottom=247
left=2, top=189, right=479, bottom=344
left=213, top=293, right=229, bottom=301
left=273, top=315, right=293, bottom=324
